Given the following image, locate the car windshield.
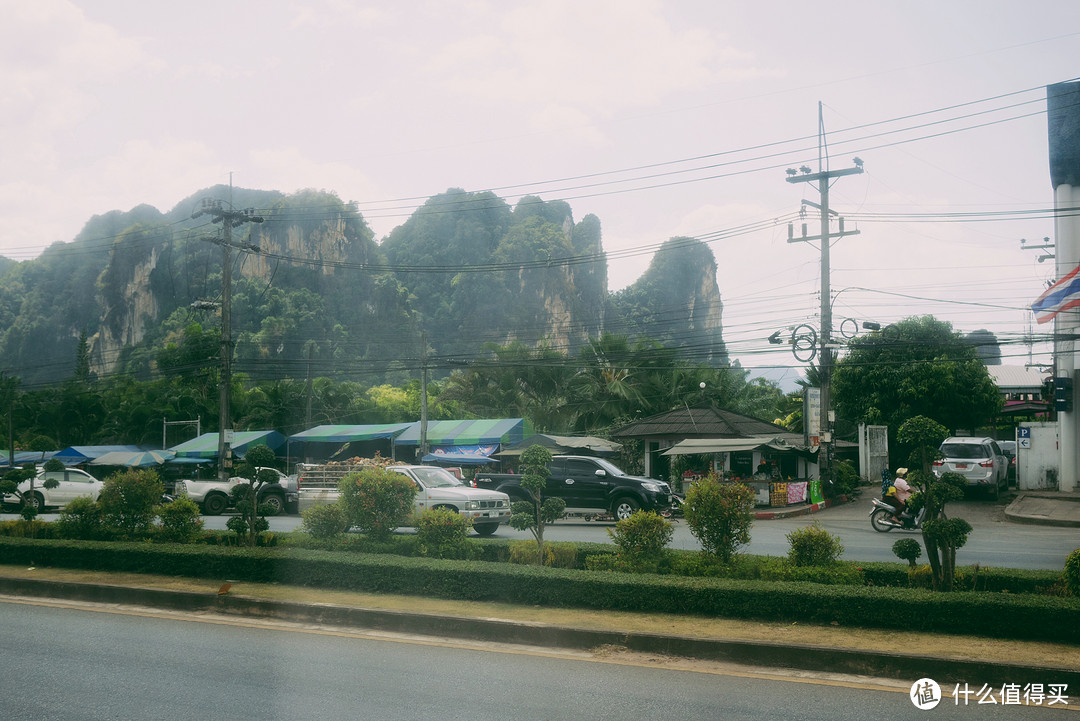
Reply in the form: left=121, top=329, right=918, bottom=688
left=941, top=443, right=990, bottom=460
left=407, top=467, right=462, bottom=488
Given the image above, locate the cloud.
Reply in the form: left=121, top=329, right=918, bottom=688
left=428, top=0, right=772, bottom=133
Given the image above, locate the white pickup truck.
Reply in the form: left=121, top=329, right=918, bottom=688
left=173, top=468, right=297, bottom=516
left=298, top=462, right=511, bottom=536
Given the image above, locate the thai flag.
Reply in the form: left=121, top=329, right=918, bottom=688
left=1032, top=263, right=1080, bottom=324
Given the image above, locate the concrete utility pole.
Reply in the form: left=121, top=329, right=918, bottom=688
left=191, top=198, right=263, bottom=481
left=419, top=330, right=429, bottom=460
left=785, top=103, right=863, bottom=486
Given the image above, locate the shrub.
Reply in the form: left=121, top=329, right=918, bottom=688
left=301, top=503, right=349, bottom=540
left=507, top=540, right=578, bottom=568
left=547, top=542, right=579, bottom=569
left=509, top=539, right=552, bottom=566
left=416, top=508, right=473, bottom=559
left=0, top=519, right=53, bottom=538
left=683, top=475, right=754, bottom=562
left=53, top=496, right=106, bottom=540
left=584, top=553, right=619, bottom=572
left=786, top=522, right=844, bottom=567
left=99, top=469, right=165, bottom=539
left=607, top=510, right=673, bottom=573
left=758, top=558, right=865, bottom=585
left=830, top=459, right=860, bottom=497
left=892, top=538, right=923, bottom=568
left=155, top=495, right=204, bottom=544
left=339, top=468, right=417, bottom=541
left=1064, top=548, right=1080, bottom=596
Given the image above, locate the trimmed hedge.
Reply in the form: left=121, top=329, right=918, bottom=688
left=1, top=537, right=1077, bottom=643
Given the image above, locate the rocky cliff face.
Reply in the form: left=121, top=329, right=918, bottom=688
left=6, top=188, right=728, bottom=387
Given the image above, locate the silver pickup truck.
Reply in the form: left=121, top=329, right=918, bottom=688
left=173, top=468, right=298, bottom=516
left=298, top=463, right=511, bottom=536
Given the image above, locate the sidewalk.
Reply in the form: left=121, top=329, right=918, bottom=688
left=1004, top=491, right=1080, bottom=528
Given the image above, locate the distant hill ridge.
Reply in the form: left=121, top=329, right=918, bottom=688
left=0, top=186, right=728, bottom=387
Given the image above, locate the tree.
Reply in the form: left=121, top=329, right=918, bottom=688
left=99, top=468, right=165, bottom=539
left=507, top=445, right=566, bottom=565
left=227, top=444, right=279, bottom=546
left=682, top=474, right=755, bottom=563
left=832, top=315, right=1003, bottom=438
left=897, top=415, right=971, bottom=591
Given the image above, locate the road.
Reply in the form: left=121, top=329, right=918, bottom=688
left=0, top=599, right=1056, bottom=720
left=7, top=494, right=1076, bottom=570
left=214, top=495, right=1077, bottom=570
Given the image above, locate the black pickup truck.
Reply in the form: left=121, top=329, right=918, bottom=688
left=472, top=455, right=671, bottom=521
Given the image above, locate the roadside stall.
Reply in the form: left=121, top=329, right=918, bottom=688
left=662, top=436, right=820, bottom=508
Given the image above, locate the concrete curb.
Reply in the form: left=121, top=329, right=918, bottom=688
left=2, top=575, right=1076, bottom=688
left=1004, top=493, right=1080, bottom=528
left=755, top=495, right=846, bottom=520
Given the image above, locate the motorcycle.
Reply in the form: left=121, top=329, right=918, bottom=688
left=869, top=497, right=925, bottom=532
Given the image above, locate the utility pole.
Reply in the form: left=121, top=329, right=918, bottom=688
left=785, top=102, right=863, bottom=487
left=419, top=330, right=429, bottom=460
left=191, top=198, right=263, bottom=481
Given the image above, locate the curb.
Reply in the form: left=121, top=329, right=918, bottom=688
left=2, top=575, right=1076, bottom=688
left=1003, top=493, right=1080, bottom=529
left=755, top=495, right=845, bottom=520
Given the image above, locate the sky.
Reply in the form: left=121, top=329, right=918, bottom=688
left=2, top=0, right=1079, bottom=387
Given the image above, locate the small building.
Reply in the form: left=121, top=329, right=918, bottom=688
left=611, top=405, right=817, bottom=484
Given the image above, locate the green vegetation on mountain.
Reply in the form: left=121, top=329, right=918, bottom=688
left=0, top=185, right=757, bottom=448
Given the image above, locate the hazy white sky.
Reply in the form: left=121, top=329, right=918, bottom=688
left=2, top=0, right=1078, bottom=382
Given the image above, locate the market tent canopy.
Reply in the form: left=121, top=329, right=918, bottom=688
left=288, top=423, right=413, bottom=443
left=170, top=431, right=286, bottom=458
left=662, top=437, right=818, bottom=456
left=54, top=445, right=146, bottom=464
left=0, top=450, right=60, bottom=468
left=89, top=450, right=176, bottom=467
left=394, top=419, right=532, bottom=448
left=498, top=434, right=621, bottom=457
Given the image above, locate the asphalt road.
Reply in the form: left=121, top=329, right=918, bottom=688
left=0, top=599, right=1057, bottom=721
left=7, top=493, right=1076, bottom=569
left=207, top=494, right=1077, bottom=570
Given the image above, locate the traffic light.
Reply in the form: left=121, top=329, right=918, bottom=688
left=1054, top=375, right=1073, bottom=412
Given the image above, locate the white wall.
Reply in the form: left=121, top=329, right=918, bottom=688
left=1018, top=422, right=1061, bottom=490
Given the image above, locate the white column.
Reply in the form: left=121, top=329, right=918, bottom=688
left=1056, top=184, right=1080, bottom=492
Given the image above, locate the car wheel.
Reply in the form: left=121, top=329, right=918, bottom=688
left=612, top=497, right=639, bottom=521
left=987, top=482, right=999, bottom=501
left=260, top=493, right=284, bottom=516
left=202, top=493, right=228, bottom=516
left=22, top=492, right=45, bottom=512
left=870, top=508, right=896, bottom=532
left=473, top=523, right=499, bottom=537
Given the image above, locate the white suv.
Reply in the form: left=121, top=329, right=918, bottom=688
left=2, top=467, right=103, bottom=511
left=932, top=437, right=1009, bottom=499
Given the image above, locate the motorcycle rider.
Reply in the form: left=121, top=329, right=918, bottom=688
left=884, top=467, right=915, bottom=525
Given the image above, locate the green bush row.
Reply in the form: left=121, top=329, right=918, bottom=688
left=1, top=537, right=1077, bottom=643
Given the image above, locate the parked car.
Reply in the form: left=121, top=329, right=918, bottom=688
left=998, top=440, right=1017, bottom=485
left=932, top=436, right=1009, bottom=499
left=296, top=462, right=511, bottom=535
left=472, top=455, right=672, bottom=520
left=1, top=467, right=104, bottom=511
left=173, top=467, right=297, bottom=516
